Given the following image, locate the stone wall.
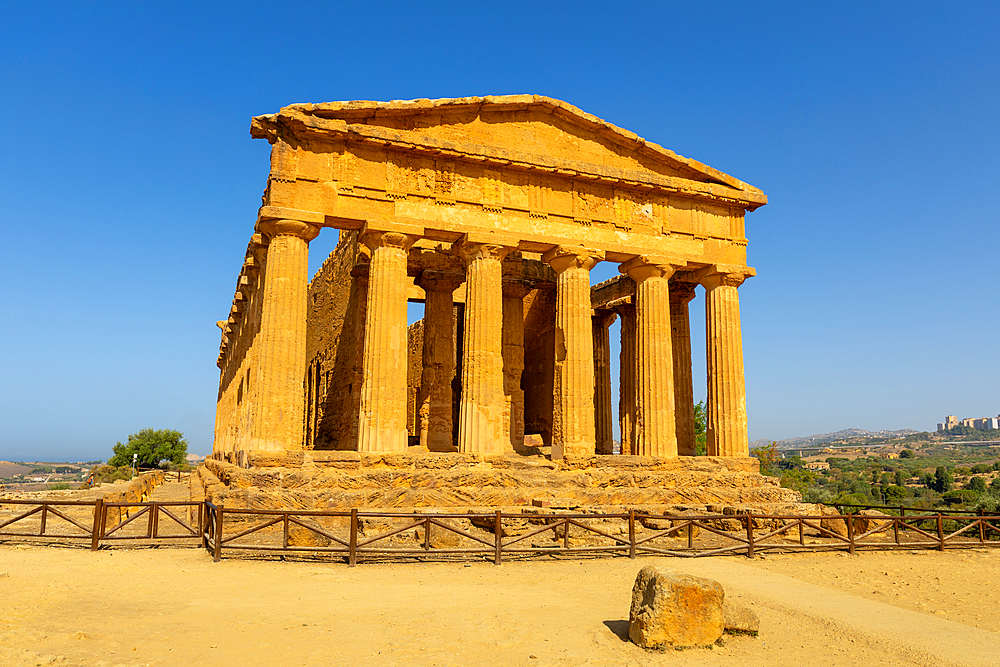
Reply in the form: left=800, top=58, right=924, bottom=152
left=101, top=470, right=166, bottom=528
left=196, top=454, right=799, bottom=512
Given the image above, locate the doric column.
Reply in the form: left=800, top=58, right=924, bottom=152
left=249, top=219, right=320, bottom=452
left=416, top=271, right=463, bottom=452
left=544, top=246, right=605, bottom=458
left=612, top=302, right=636, bottom=455
left=454, top=238, right=513, bottom=454
left=670, top=281, right=698, bottom=456
left=357, top=229, right=419, bottom=452
left=701, top=266, right=755, bottom=457
left=620, top=256, right=684, bottom=457
left=502, top=282, right=532, bottom=452
left=592, top=310, right=617, bottom=455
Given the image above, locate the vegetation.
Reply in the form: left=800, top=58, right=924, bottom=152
left=694, top=401, right=707, bottom=455
left=108, top=428, right=188, bottom=468
left=769, top=440, right=1000, bottom=512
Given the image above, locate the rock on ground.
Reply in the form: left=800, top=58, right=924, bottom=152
left=628, top=565, right=725, bottom=648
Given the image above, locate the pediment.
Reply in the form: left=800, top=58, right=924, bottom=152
left=252, top=95, right=765, bottom=209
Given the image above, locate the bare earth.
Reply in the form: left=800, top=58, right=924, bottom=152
left=1, top=543, right=999, bottom=667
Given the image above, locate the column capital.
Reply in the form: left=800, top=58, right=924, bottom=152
left=417, top=270, right=464, bottom=293
left=542, top=246, right=605, bottom=274
left=697, top=264, right=756, bottom=290
left=256, top=218, right=321, bottom=242
left=593, top=309, right=618, bottom=328
left=669, top=281, right=698, bottom=305
left=619, top=255, right=685, bottom=283
left=361, top=229, right=420, bottom=252
left=452, top=237, right=515, bottom=266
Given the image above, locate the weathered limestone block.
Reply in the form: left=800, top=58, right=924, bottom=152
left=628, top=566, right=725, bottom=648
left=819, top=506, right=849, bottom=538
left=853, top=508, right=892, bottom=534
left=722, top=599, right=759, bottom=635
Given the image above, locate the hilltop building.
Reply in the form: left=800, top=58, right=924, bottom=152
left=937, top=415, right=1000, bottom=432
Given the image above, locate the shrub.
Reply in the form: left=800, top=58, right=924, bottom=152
left=968, top=476, right=988, bottom=493
left=899, top=449, right=915, bottom=459
left=940, top=489, right=977, bottom=506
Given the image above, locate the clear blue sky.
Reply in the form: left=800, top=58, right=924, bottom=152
left=2, top=2, right=997, bottom=461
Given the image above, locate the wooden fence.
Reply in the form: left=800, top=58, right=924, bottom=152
left=3, top=498, right=998, bottom=563
left=201, top=504, right=1000, bottom=564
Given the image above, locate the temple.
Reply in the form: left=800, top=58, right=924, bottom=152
left=211, top=96, right=764, bottom=469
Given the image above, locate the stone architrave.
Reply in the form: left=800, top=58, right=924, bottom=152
left=613, top=302, right=637, bottom=456
left=620, top=256, right=684, bottom=457
left=502, top=282, right=532, bottom=452
left=248, top=219, right=320, bottom=452
left=454, top=238, right=513, bottom=454
left=700, top=265, right=755, bottom=457
left=357, top=228, right=419, bottom=452
left=416, top=271, right=463, bottom=452
left=669, top=282, right=698, bottom=456
left=592, top=310, right=617, bottom=455
left=543, top=246, right=605, bottom=458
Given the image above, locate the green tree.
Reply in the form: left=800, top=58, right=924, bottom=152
left=894, top=469, right=908, bottom=486
left=108, top=429, right=188, bottom=468
left=899, top=449, right=915, bottom=459
left=931, top=466, right=953, bottom=493
left=968, top=476, right=988, bottom=493
left=884, top=485, right=907, bottom=503
left=751, top=442, right=779, bottom=476
left=694, top=400, right=707, bottom=455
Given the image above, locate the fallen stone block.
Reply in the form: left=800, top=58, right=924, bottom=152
left=722, top=599, right=759, bottom=635
left=628, top=565, right=725, bottom=648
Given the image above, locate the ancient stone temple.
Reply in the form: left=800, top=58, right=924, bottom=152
left=205, top=96, right=792, bottom=510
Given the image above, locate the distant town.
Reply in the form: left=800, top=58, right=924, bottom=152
left=937, top=414, right=1000, bottom=432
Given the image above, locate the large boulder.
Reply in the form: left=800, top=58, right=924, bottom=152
left=628, top=566, right=725, bottom=648
left=853, top=509, right=892, bottom=535
left=819, top=506, right=849, bottom=538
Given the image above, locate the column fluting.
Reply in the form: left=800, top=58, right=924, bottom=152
left=455, top=241, right=512, bottom=454
left=416, top=271, right=463, bottom=452
left=249, top=219, right=319, bottom=452
left=592, top=310, right=617, bottom=455
left=621, top=256, right=683, bottom=457
left=702, top=269, right=752, bottom=457
left=613, top=302, right=636, bottom=456
left=357, top=230, right=418, bottom=452
left=670, top=281, right=698, bottom=456
left=544, top=246, right=604, bottom=458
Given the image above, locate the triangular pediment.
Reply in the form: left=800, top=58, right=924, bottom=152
left=252, top=95, right=764, bottom=207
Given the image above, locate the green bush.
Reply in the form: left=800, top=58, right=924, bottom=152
left=968, top=476, right=988, bottom=493
left=940, top=489, right=977, bottom=506
left=47, top=482, right=72, bottom=490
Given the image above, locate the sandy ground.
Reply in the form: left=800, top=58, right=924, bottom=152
left=1, top=543, right=999, bottom=667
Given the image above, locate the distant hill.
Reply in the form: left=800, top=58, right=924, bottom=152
left=0, top=461, right=33, bottom=477
left=751, top=428, right=920, bottom=450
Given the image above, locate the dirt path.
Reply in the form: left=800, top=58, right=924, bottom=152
left=1, top=545, right=998, bottom=667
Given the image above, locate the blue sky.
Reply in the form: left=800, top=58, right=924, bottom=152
left=1, top=2, right=997, bottom=460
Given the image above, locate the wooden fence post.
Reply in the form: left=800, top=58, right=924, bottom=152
left=91, top=498, right=104, bottom=551
left=936, top=514, right=945, bottom=552
left=846, top=510, right=855, bottom=555
left=494, top=510, right=502, bottom=565
left=349, top=508, right=358, bottom=567
left=213, top=504, right=223, bottom=562
left=745, top=514, right=754, bottom=558
left=628, top=510, right=636, bottom=559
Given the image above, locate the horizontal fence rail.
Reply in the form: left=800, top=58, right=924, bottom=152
left=3, top=498, right=999, bottom=562
left=200, top=503, right=1000, bottom=565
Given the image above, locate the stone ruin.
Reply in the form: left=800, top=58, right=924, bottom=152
left=199, top=95, right=800, bottom=517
